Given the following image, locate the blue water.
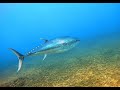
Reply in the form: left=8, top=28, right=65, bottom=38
left=0, top=3, right=120, bottom=86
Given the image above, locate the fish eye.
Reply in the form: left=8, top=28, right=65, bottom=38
left=63, top=42, right=67, bottom=45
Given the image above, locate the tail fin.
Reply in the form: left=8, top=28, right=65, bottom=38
left=9, top=48, right=24, bottom=72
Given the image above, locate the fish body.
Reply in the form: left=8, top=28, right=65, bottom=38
left=9, top=36, right=80, bottom=72
left=28, top=36, right=80, bottom=55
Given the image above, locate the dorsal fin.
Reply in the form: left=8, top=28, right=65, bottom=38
left=40, top=38, right=48, bottom=43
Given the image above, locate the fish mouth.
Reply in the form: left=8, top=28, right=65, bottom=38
left=68, top=39, right=80, bottom=45
left=74, top=39, right=80, bottom=44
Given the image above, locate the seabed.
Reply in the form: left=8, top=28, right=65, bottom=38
left=0, top=33, right=120, bottom=87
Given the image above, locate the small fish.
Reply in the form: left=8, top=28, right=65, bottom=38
left=9, top=36, right=80, bottom=72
